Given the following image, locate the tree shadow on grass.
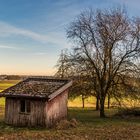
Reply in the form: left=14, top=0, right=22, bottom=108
left=68, top=107, right=140, bottom=125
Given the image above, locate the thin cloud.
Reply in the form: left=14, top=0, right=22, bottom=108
left=0, top=45, right=20, bottom=50
left=0, top=21, right=68, bottom=46
left=30, top=52, right=48, bottom=56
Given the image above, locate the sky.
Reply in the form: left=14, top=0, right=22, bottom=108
left=0, top=0, right=140, bottom=76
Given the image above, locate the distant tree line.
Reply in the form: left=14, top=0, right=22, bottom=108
left=0, top=75, right=25, bottom=80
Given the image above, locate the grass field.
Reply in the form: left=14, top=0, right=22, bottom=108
left=0, top=80, right=20, bottom=106
left=0, top=107, right=139, bottom=139
left=0, top=80, right=20, bottom=91
left=0, top=80, right=139, bottom=139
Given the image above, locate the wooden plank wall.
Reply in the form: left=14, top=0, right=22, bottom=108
left=45, top=90, right=68, bottom=127
left=5, top=97, right=46, bottom=127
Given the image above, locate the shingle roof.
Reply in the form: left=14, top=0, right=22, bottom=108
left=1, top=77, right=72, bottom=100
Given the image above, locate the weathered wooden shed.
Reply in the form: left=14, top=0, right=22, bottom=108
left=0, top=77, right=72, bottom=127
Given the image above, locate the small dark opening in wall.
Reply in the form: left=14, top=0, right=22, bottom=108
left=26, top=100, right=31, bottom=113
left=20, top=100, right=31, bottom=113
left=20, top=100, right=25, bottom=112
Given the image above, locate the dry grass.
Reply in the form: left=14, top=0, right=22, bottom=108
left=0, top=124, right=139, bottom=140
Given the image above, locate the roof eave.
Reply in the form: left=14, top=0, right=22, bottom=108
left=48, top=80, right=73, bottom=101
left=0, top=93, right=49, bottom=100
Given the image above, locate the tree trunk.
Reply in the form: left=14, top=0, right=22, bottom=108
left=107, top=94, right=110, bottom=109
left=100, top=96, right=105, bottom=117
left=82, top=95, right=85, bottom=108
left=96, top=95, right=100, bottom=110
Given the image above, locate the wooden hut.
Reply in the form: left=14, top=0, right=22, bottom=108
left=0, top=77, right=72, bottom=127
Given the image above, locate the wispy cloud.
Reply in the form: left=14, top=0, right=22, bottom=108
left=30, top=52, right=48, bottom=56
left=0, top=45, right=20, bottom=50
left=0, top=21, right=68, bottom=46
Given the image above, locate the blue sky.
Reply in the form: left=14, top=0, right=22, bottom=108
left=0, top=0, right=140, bottom=75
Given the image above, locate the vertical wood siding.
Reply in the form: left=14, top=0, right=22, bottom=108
left=5, top=90, right=68, bottom=127
left=5, top=97, right=46, bottom=127
left=45, top=90, right=68, bottom=127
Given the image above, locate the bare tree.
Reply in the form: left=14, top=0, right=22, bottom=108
left=67, top=8, right=140, bottom=117
left=55, top=50, right=69, bottom=78
left=56, top=50, right=95, bottom=108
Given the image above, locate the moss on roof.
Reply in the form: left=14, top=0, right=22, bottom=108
left=1, top=77, right=70, bottom=98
